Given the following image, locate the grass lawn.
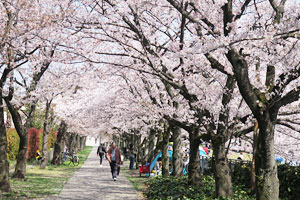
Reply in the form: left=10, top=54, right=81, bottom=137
left=3, top=146, right=93, bottom=199
left=121, top=161, right=148, bottom=199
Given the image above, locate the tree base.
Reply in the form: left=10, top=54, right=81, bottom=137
left=12, top=171, right=25, bottom=179
left=0, top=181, right=11, bottom=193
left=40, top=159, right=47, bottom=169
left=256, top=170, right=279, bottom=200
left=188, top=176, right=202, bottom=187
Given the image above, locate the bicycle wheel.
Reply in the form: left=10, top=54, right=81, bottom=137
left=63, top=157, right=72, bottom=166
left=73, top=156, right=80, bottom=166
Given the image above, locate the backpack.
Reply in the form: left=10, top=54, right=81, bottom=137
left=98, top=146, right=104, bottom=154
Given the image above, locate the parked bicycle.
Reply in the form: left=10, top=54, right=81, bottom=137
left=63, top=152, right=80, bottom=166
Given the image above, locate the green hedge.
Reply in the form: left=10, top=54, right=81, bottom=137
left=230, top=162, right=300, bottom=200
left=48, top=129, right=57, bottom=149
left=278, top=165, right=300, bottom=200
left=181, top=159, right=300, bottom=199
left=7, top=128, right=57, bottom=161
left=231, top=161, right=252, bottom=190
left=36, top=129, right=57, bottom=151
left=7, top=128, right=20, bottom=160
left=146, top=175, right=253, bottom=200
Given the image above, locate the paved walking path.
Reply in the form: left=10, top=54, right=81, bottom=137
left=46, top=147, right=141, bottom=200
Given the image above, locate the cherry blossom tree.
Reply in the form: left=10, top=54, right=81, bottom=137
left=0, top=0, right=50, bottom=189
left=0, top=0, right=92, bottom=182
left=163, top=0, right=300, bottom=199
left=2, top=0, right=300, bottom=199
left=71, top=1, right=252, bottom=194
left=68, top=1, right=300, bottom=199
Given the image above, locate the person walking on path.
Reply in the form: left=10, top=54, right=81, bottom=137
left=45, top=146, right=141, bottom=200
left=129, top=144, right=136, bottom=169
left=106, top=143, right=122, bottom=181
left=97, top=143, right=106, bottom=166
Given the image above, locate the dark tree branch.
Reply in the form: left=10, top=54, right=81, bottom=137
left=227, top=48, right=260, bottom=118
left=277, top=121, right=300, bottom=136
left=271, top=66, right=300, bottom=102
left=205, top=53, right=232, bottom=76
left=279, top=110, right=300, bottom=116
left=222, top=0, right=234, bottom=36
left=234, top=0, right=252, bottom=21
left=277, top=86, right=300, bottom=107
left=233, top=126, right=255, bottom=137
left=164, top=115, right=192, bottom=132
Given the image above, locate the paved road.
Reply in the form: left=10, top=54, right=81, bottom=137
left=45, top=147, right=141, bottom=200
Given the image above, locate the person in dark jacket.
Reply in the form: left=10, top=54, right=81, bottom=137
left=129, top=144, right=137, bottom=169
left=97, top=143, right=106, bottom=166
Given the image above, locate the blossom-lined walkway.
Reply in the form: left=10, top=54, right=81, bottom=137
left=45, top=147, right=141, bottom=200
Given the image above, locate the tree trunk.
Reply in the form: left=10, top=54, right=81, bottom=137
left=162, top=123, right=170, bottom=176
left=40, top=132, right=49, bottom=169
left=141, top=137, right=148, bottom=164
left=52, top=121, right=67, bottom=165
left=13, top=133, right=27, bottom=179
left=40, top=100, right=51, bottom=169
left=251, top=121, right=259, bottom=193
left=5, top=108, right=12, bottom=128
left=171, top=124, right=183, bottom=176
left=119, top=133, right=124, bottom=151
left=211, top=75, right=234, bottom=197
left=83, top=136, right=87, bottom=148
left=153, top=128, right=163, bottom=160
left=71, top=133, right=77, bottom=153
left=79, top=136, right=84, bottom=150
left=131, top=132, right=135, bottom=149
left=0, top=97, right=11, bottom=192
left=212, top=137, right=232, bottom=197
left=255, top=118, right=279, bottom=200
left=147, top=129, right=156, bottom=163
left=68, top=133, right=76, bottom=154
left=76, top=134, right=80, bottom=152
left=8, top=103, right=36, bottom=179
left=135, top=134, right=142, bottom=169
left=113, top=135, right=119, bottom=146
left=65, top=132, right=71, bottom=151
left=188, top=128, right=201, bottom=186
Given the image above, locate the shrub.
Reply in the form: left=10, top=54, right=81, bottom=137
left=39, top=129, right=44, bottom=151
left=27, top=128, right=41, bottom=160
left=145, top=175, right=253, bottom=200
left=6, top=128, right=20, bottom=160
left=146, top=160, right=300, bottom=199
left=278, top=164, right=300, bottom=200
left=231, top=161, right=252, bottom=190
left=7, top=128, right=56, bottom=161
left=48, top=129, right=57, bottom=149
left=38, top=129, right=57, bottom=151
left=229, top=161, right=300, bottom=199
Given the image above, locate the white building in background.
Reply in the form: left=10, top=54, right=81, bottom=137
left=85, top=136, right=100, bottom=146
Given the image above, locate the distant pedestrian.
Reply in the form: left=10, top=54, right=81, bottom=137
left=106, top=143, right=122, bottom=181
left=129, top=144, right=136, bottom=170
left=97, top=143, right=106, bottom=166
left=63, top=145, right=68, bottom=162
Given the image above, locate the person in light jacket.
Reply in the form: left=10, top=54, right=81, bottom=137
left=106, top=143, right=122, bottom=181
